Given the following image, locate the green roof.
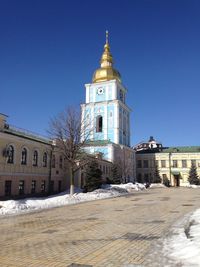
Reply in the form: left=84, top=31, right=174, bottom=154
left=161, top=146, right=200, bottom=153
left=85, top=139, right=113, bottom=146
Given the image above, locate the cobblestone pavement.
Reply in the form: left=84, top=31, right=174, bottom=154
left=0, top=187, right=200, bottom=267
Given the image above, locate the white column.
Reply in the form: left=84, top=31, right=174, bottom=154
left=114, top=103, right=119, bottom=144
left=93, top=85, right=96, bottom=102
left=85, top=84, right=90, bottom=103
left=105, top=85, right=109, bottom=101
left=112, top=82, right=117, bottom=99
left=91, top=104, right=95, bottom=140
left=104, top=104, right=108, bottom=140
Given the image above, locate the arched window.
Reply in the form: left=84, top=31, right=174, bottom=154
left=7, top=145, right=14, bottom=164
left=43, top=152, right=47, bottom=167
left=59, top=156, right=63, bottom=169
left=96, top=116, right=103, bottom=132
left=52, top=154, right=55, bottom=168
left=21, top=148, right=27, bottom=165
left=33, top=150, right=38, bottom=166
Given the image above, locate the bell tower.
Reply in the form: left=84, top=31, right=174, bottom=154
left=81, top=32, right=135, bottom=183
left=82, top=31, right=131, bottom=147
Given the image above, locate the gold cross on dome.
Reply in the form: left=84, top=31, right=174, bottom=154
left=106, top=30, right=109, bottom=44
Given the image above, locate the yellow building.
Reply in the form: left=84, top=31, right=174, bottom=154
left=0, top=113, right=67, bottom=199
left=135, top=139, right=200, bottom=186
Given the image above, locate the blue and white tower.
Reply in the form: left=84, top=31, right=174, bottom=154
left=81, top=32, right=135, bottom=180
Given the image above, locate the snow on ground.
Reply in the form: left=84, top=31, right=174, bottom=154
left=186, top=184, right=200, bottom=189
left=109, top=182, right=146, bottom=191
left=0, top=183, right=146, bottom=216
left=150, top=183, right=166, bottom=188
left=163, top=208, right=200, bottom=267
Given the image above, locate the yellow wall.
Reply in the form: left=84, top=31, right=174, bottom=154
left=136, top=152, right=200, bottom=186
left=0, top=131, right=67, bottom=198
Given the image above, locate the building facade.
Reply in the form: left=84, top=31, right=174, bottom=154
left=81, top=32, right=135, bottom=181
left=0, top=113, right=67, bottom=199
left=135, top=138, right=200, bottom=186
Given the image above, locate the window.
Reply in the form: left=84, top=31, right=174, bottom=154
left=161, top=160, right=166, bottom=168
left=173, top=160, right=178, bottom=168
left=52, top=155, right=55, bottom=168
left=137, top=160, right=142, bottom=168
left=21, top=148, right=27, bottom=165
left=19, top=180, right=25, bottom=195
left=119, top=89, right=123, bottom=102
left=143, top=160, right=149, bottom=168
left=182, top=160, right=187, bottom=168
left=155, top=160, right=158, bottom=167
left=31, top=180, right=36, bottom=194
left=41, top=180, right=46, bottom=193
left=43, top=152, right=47, bottom=167
left=96, top=116, right=103, bottom=132
left=7, top=145, right=14, bottom=164
left=33, top=150, right=38, bottom=166
left=5, top=180, right=12, bottom=196
left=191, top=160, right=196, bottom=167
left=59, top=156, right=63, bottom=169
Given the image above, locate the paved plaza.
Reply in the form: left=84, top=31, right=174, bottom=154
left=0, top=187, right=200, bottom=267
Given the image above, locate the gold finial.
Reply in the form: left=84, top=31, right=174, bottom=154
left=106, top=30, right=109, bottom=44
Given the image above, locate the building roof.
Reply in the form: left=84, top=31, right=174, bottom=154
left=161, top=146, right=200, bottom=153
left=85, top=139, right=113, bottom=146
left=2, top=125, right=51, bottom=145
left=136, top=146, right=200, bottom=154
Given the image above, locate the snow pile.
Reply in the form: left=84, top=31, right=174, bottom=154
left=180, top=182, right=200, bottom=188
left=0, top=183, right=144, bottom=216
left=110, top=182, right=146, bottom=191
left=164, top=208, right=200, bottom=266
left=186, top=184, right=200, bottom=189
left=150, top=183, right=166, bottom=188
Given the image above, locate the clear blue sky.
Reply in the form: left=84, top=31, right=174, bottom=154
left=0, top=0, right=200, bottom=147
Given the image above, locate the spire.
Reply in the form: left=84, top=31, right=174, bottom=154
left=92, top=31, right=121, bottom=83
left=106, top=30, right=109, bottom=44
left=100, top=30, right=113, bottom=68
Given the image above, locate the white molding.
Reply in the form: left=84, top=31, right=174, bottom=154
left=104, top=105, right=108, bottom=140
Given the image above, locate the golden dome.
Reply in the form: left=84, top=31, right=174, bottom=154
left=92, top=31, right=121, bottom=83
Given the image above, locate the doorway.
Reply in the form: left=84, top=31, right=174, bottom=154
left=174, top=175, right=180, bottom=187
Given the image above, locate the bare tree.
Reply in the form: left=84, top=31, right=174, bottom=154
left=115, top=152, right=133, bottom=183
left=49, top=106, right=92, bottom=195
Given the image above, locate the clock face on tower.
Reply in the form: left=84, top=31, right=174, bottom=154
left=97, top=87, right=105, bottom=95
